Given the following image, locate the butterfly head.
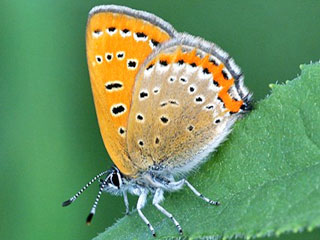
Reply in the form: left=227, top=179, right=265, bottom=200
left=100, top=167, right=125, bottom=195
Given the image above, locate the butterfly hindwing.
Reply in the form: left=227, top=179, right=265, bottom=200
left=126, top=34, right=251, bottom=174
left=86, top=5, right=176, bottom=176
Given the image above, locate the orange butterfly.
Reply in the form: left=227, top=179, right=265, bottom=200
left=63, top=5, right=251, bottom=236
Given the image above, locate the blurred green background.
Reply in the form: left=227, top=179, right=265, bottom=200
left=1, top=0, right=319, bottom=239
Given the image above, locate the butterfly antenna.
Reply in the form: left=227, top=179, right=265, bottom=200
left=86, top=179, right=107, bottom=225
left=62, top=170, right=109, bottom=207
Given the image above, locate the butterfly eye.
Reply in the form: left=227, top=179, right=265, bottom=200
left=111, top=172, right=120, bottom=188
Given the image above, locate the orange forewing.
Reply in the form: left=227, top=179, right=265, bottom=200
left=86, top=10, right=172, bottom=176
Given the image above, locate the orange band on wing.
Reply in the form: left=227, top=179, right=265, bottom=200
left=155, top=49, right=244, bottom=113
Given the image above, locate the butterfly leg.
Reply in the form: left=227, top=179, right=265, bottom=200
left=123, top=191, right=129, bottom=215
left=165, top=179, right=219, bottom=205
left=184, top=180, right=220, bottom=205
left=153, top=188, right=183, bottom=234
left=137, top=189, right=156, bottom=237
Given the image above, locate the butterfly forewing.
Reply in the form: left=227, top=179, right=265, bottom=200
left=127, top=35, right=251, bottom=174
left=86, top=6, right=176, bottom=176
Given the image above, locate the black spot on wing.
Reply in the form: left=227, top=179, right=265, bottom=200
left=105, top=82, right=123, bottom=90
left=159, top=60, right=168, bottom=66
left=136, top=32, right=147, bottom=38
left=151, top=39, right=159, bottom=47
left=160, top=116, right=169, bottom=124
left=112, top=105, right=125, bottom=115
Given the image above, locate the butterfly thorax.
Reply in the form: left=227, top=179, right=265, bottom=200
left=101, top=165, right=188, bottom=197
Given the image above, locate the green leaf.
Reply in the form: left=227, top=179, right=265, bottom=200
left=93, top=62, right=320, bottom=240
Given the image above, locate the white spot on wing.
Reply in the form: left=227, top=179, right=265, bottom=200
left=197, top=68, right=211, bottom=80
left=208, top=79, right=221, bottom=92
left=209, top=56, right=221, bottom=66
left=105, top=52, right=113, bottom=62
left=222, top=68, right=232, bottom=80
left=186, top=64, right=198, bottom=74
left=120, top=29, right=131, bottom=37
left=228, top=86, right=241, bottom=101
left=156, top=61, right=169, bottom=73
left=134, top=32, right=148, bottom=42
left=92, top=30, right=103, bottom=38
left=106, top=27, right=117, bottom=36
left=172, top=62, right=184, bottom=72
left=95, top=55, right=103, bottom=64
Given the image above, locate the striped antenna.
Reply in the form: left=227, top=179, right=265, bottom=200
left=86, top=178, right=107, bottom=225
left=62, top=170, right=109, bottom=207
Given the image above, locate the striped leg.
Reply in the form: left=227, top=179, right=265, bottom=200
left=123, top=191, right=130, bottom=215
left=62, top=170, right=109, bottom=207
left=153, top=188, right=183, bottom=234
left=137, top=190, right=156, bottom=237
left=184, top=180, right=220, bottom=205
left=86, top=178, right=107, bottom=224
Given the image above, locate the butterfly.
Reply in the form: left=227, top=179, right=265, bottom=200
left=62, top=5, right=251, bottom=237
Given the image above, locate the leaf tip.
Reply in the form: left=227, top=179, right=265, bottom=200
left=269, top=83, right=276, bottom=89
left=299, top=64, right=305, bottom=70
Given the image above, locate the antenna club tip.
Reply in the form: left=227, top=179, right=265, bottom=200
left=86, top=213, right=94, bottom=225
left=62, top=199, right=73, bottom=207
